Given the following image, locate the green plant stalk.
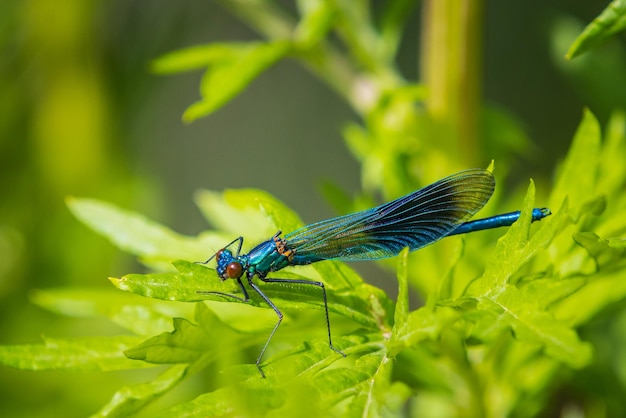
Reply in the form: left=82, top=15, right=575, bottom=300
left=214, top=0, right=404, bottom=117
left=421, top=0, right=483, bottom=166
left=215, top=0, right=355, bottom=105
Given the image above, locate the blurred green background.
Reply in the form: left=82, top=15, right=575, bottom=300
left=1, top=0, right=624, bottom=415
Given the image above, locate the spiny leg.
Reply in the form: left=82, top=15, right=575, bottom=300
left=247, top=278, right=283, bottom=378
left=259, top=277, right=346, bottom=357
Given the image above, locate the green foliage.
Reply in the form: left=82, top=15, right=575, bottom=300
left=3, top=1, right=626, bottom=417
left=2, top=110, right=625, bottom=416
left=152, top=41, right=291, bottom=122
left=0, top=336, right=148, bottom=372
left=566, top=0, right=626, bottom=59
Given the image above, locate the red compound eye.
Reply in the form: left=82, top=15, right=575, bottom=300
left=215, top=249, right=224, bottom=260
left=226, top=262, right=243, bottom=278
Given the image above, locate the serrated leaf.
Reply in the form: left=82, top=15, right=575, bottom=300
left=126, top=316, right=229, bottom=365
left=310, top=259, right=393, bottom=330
left=476, top=286, right=593, bottom=368
left=93, top=364, right=188, bottom=418
left=554, top=268, right=626, bottom=326
left=0, top=336, right=151, bottom=371
left=314, top=351, right=390, bottom=414
left=551, top=230, right=626, bottom=326
left=154, top=380, right=277, bottom=418
left=267, top=335, right=391, bottom=416
left=183, top=41, right=291, bottom=121
left=389, top=306, right=443, bottom=355
left=344, top=355, right=409, bottom=418
left=549, top=109, right=601, bottom=214
left=470, top=180, right=556, bottom=294
left=112, top=259, right=384, bottom=330
left=153, top=333, right=386, bottom=418
left=268, top=332, right=379, bottom=378
left=125, top=303, right=264, bottom=384
left=454, top=182, right=594, bottom=367
left=574, top=231, right=626, bottom=269
left=111, top=260, right=220, bottom=302
left=566, top=0, right=626, bottom=59
left=124, top=317, right=207, bottom=364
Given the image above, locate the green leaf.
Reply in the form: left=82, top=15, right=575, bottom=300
left=379, top=0, right=419, bottom=60
left=608, top=237, right=626, bottom=248
left=194, top=188, right=302, bottom=240
left=153, top=334, right=388, bottom=417
left=151, top=43, right=249, bottom=74
left=457, top=182, right=593, bottom=367
left=470, top=180, right=556, bottom=294
left=566, top=0, right=626, bottom=59
left=429, top=236, right=465, bottom=305
left=552, top=230, right=626, bottom=326
left=294, top=0, right=336, bottom=48
left=549, top=109, right=601, bottom=215
left=183, top=41, right=291, bottom=121
left=598, top=111, right=626, bottom=201
left=392, top=247, right=409, bottom=335
left=125, top=318, right=205, bottom=364
left=67, top=197, right=223, bottom=267
left=393, top=306, right=449, bottom=353
left=554, top=267, right=626, bottom=326
left=309, top=258, right=393, bottom=330
left=112, top=259, right=385, bottom=330
left=93, top=365, right=188, bottom=418
left=573, top=231, right=626, bottom=269
left=266, top=332, right=382, bottom=379
left=110, top=260, right=220, bottom=303
left=312, top=350, right=391, bottom=416
left=31, top=288, right=124, bottom=317
left=475, top=285, right=593, bottom=368
left=0, top=336, right=151, bottom=371
left=125, top=303, right=249, bottom=365
left=30, top=288, right=192, bottom=336
left=153, top=378, right=279, bottom=418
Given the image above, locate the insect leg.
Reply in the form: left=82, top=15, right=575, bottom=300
left=259, top=276, right=346, bottom=358
left=197, top=277, right=249, bottom=302
left=247, top=277, right=282, bottom=378
left=197, top=236, right=244, bottom=263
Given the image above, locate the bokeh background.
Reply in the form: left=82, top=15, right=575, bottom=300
left=1, top=0, right=624, bottom=415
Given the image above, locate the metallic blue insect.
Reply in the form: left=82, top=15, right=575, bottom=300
left=199, top=169, right=551, bottom=377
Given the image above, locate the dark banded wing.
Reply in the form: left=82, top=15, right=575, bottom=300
left=285, top=169, right=495, bottom=262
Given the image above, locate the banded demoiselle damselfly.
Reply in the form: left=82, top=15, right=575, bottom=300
left=199, top=168, right=551, bottom=377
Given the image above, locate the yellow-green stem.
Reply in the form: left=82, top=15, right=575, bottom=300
left=421, top=0, right=483, bottom=166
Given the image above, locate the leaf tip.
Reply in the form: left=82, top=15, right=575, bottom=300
left=109, top=276, right=128, bottom=291
left=182, top=101, right=213, bottom=123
